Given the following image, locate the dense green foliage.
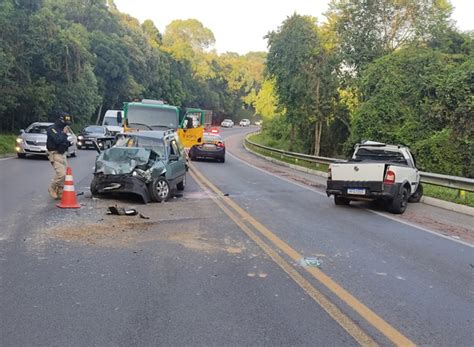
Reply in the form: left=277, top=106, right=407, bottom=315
left=259, top=0, right=473, bottom=177
left=0, top=0, right=264, bottom=132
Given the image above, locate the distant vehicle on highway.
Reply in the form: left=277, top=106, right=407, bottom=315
left=239, top=119, right=251, bottom=127
left=90, top=130, right=187, bottom=203
left=326, top=141, right=422, bottom=214
left=188, top=132, right=226, bottom=163
left=15, top=122, right=77, bottom=158
left=102, top=109, right=123, bottom=135
left=220, top=119, right=234, bottom=128
left=77, top=125, right=115, bottom=150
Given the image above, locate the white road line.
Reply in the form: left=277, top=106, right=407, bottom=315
left=0, top=157, right=14, bottom=161
left=225, top=135, right=473, bottom=249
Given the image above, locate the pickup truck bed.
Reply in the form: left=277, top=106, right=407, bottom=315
left=326, top=142, right=422, bottom=214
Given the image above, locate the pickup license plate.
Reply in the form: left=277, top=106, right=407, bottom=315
left=29, top=147, right=43, bottom=152
left=347, top=188, right=366, bottom=195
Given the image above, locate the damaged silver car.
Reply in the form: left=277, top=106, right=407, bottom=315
left=90, top=130, right=187, bottom=203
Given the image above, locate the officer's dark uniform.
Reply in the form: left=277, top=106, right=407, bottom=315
left=46, top=114, right=72, bottom=199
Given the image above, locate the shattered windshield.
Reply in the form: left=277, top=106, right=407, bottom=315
left=127, top=105, right=179, bottom=130
left=115, top=136, right=165, bottom=158
left=101, top=147, right=151, bottom=165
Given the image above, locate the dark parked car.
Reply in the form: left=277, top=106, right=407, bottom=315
left=77, top=125, right=115, bottom=150
left=188, top=133, right=225, bottom=163
left=90, top=130, right=187, bottom=203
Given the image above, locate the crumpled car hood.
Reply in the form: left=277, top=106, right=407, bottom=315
left=95, top=147, right=164, bottom=175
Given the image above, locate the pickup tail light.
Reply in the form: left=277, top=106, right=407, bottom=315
left=384, top=170, right=396, bottom=185
left=327, top=167, right=332, bottom=180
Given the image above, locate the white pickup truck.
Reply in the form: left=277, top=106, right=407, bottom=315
left=326, top=141, right=423, bottom=214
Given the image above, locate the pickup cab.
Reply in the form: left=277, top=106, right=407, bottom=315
left=326, top=141, right=423, bottom=214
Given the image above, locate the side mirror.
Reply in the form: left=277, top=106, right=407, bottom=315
left=169, top=154, right=179, bottom=161
left=93, top=140, right=101, bottom=154
left=20, top=129, right=25, bottom=134
left=117, top=111, right=123, bottom=125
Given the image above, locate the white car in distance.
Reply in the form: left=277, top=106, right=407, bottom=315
left=221, top=119, right=234, bottom=128
left=239, top=119, right=251, bottom=127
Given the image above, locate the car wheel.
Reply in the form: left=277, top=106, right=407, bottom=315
left=77, top=145, right=82, bottom=150
left=148, top=177, right=170, bottom=202
left=388, top=187, right=409, bottom=214
left=17, top=153, right=26, bottom=159
left=71, top=150, right=77, bottom=158
left=334, top=196, right=350, bottom=205
left=90, top=177, right=99, bottom=195
left=219, top=157, right=225, bottom=163
left=408, top=183, right=423, bottom=203
left=177, top=175, right=186, bottom=191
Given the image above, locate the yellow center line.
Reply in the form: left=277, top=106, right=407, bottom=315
left=190, top=164, right=416, bottom=347
left=189, top=170, right=377, bottom=346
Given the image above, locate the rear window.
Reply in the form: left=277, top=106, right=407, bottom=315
left=203, top=134, right=222, bottom=143
left=354, top=148, right=407, bottom=165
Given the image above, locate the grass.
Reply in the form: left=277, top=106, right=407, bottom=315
left=248, top=133, right=473, bottom=208
left=423, top=184, right=473, bottom=207
left=0, top=134, right=17, bottom=155
left=247, top=133, right=329, bottom=173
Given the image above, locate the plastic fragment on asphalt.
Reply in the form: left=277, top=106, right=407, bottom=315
left=76, top=192, right=84, bottom=196
left=139, top=213, right=150, bottom=219
left=107, top=205, right=138, bottom=216
left=299, top=257, right=322, bottom=268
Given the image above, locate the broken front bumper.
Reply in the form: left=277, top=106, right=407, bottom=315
left=93, top=174, right=151, bottom=203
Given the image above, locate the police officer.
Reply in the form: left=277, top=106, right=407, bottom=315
left=46, top=113, right=72, bottom=199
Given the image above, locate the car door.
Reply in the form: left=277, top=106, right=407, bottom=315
left=167, top=139, right=186, bottom=185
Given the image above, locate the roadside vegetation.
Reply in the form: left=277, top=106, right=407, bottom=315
left=0, top=0, right=264, bottom=132
left=255, top=0, right=472, bottom=179
left=0, top=134, right=16, bottom=155
left=248, top=133, right=474, bottom=208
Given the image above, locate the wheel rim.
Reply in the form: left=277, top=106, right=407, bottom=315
left=156, top=180, right=169, bottom=199
left=401, top=190, right=408, bottom=209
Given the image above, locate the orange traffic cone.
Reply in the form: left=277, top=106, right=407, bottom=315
left=57, top=167, right=80, bottom=209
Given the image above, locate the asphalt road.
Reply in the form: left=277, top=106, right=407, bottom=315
left=0, top=128, right=473, bottom=346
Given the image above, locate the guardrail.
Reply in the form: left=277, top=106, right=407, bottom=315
left=244, top=134, right=474, bottom=193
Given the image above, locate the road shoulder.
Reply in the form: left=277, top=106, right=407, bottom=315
left=225, top=129, right=474, bottom=246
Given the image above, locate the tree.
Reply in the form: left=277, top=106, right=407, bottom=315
left=254, top=79, right=279, bottom=120
left=266, top=14, right=336, bottom=155
left=327, top=0, right=453, bottom=74
left=350, top=47, right=473, bottom=176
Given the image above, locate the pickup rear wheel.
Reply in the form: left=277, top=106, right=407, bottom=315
left=388, top=187, right=409, bottom=214
left=334, top=196, right=350, bottom=206
left=408, top=183, right=423, bottom=203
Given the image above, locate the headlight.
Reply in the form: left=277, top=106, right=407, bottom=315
left=78, top=135, right=83, bottom=140
left=16, top=138, right=23, bottom=144
left=132, top=171, right=138, bottom=177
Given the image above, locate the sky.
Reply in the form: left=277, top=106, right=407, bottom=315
left=114, top=0, right=474, bottom=55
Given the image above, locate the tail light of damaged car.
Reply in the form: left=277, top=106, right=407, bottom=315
left=91, top=131, right=187, bottom=203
